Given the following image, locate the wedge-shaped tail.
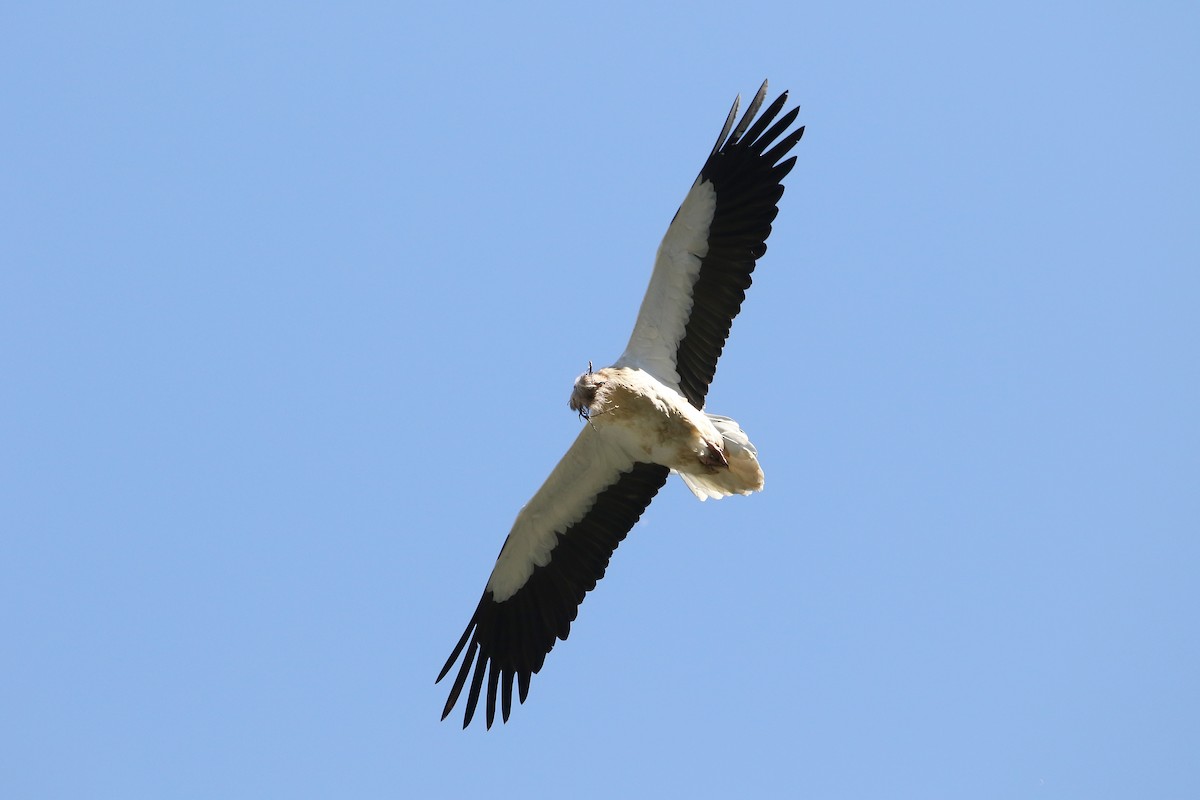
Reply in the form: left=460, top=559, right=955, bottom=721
left=678, top=414, right=764, bottom=501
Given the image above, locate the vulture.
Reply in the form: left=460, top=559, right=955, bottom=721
left=438, top=81, right=804, bottom=728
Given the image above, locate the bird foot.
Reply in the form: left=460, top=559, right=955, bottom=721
left=698, top=441, right=729, bottom=469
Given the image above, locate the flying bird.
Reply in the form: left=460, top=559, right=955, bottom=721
left=438, top=81, right=804, bottom=728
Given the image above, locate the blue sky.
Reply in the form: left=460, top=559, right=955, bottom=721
left=3, top=2, right=1197, bottom=797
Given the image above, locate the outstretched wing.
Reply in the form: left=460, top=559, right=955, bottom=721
left=616, top=80, right=805, bottom=408
left=437, top=426, right=670, bottom=728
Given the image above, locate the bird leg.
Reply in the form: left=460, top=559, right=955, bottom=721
left=698, top=440, right=729, bottom=469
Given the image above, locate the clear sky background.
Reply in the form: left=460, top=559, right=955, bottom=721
left=3, top=2, right=1197, bottom=798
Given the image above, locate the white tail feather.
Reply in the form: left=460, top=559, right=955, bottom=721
left=678, top=414, right=765, bottom=501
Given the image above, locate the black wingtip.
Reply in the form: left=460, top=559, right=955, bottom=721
left=730, top=81, right=771, bottom=144
left=440, top=638, right=477, bottom=722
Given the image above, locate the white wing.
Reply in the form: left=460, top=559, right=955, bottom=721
left=616, top=81, right=805, bottom=409
left=437, top=425, right=669, bottom=728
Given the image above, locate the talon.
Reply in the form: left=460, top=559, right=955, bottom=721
left=699, top=441, right=728, bottom=469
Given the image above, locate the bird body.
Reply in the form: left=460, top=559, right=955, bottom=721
left=438, top=81, right=804, bottom=728
left=570, top=365, right=763, bottom=500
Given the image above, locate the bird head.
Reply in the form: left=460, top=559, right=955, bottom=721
left=568, top=361, right=602, bottom=420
